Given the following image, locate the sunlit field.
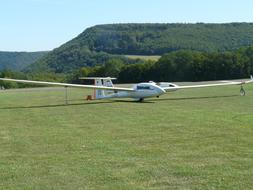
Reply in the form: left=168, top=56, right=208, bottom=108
left=125, top=55, right=161, bottom=61
left=0, top=84, right=253, bottom=189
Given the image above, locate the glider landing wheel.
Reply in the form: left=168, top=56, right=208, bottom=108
left=139, top=98, right=144, bottom=102
left=240, top=86, right=246, bottom=96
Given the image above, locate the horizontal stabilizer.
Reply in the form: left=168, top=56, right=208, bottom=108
left=79, top=77, right=117, bottom=80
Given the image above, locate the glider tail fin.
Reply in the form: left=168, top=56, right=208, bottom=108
left=245, top=75, right=253, bottom=84
left=94, top=79, right=105, bottom=99
left=79, top=77, right=116, bottom=99
left=93, top=77, right=116, bottom=99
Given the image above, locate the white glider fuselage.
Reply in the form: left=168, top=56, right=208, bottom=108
left=99, top=82, right=166, bottom=100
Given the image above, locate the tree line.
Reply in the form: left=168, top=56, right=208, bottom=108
left=71, top=46, right=253, bottom=83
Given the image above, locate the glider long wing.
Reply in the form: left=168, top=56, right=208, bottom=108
left=163, top=76, right=253, bottom=91
left=0, top=78, right=135, bottom=92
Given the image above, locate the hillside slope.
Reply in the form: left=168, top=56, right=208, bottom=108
left=76, top=23, right=253, bottom=54
left=28, top=23, right=253, bottom=73
left=0, top=51, right=48, bottom=71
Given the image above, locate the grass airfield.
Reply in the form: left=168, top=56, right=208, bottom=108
left=0, top=84, right=253, bottom=190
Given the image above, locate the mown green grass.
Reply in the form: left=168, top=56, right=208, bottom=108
left=0, top=84, right=253, bottom=190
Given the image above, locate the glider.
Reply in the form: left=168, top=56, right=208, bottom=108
left=0, top=76, right=252, bottom=103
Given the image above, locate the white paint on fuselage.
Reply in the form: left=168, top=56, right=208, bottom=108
left=100, top=83, right=166, bottom=100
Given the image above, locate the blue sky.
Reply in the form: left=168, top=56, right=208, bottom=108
left=1, top=0, right=253, bottom=51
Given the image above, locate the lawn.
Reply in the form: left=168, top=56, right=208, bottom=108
left=0, top=84, right=253, bottom=189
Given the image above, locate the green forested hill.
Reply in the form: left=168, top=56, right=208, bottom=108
left=27, top=23, right=253, bottom=73
left=25, top=47, right=124, bottom=73
left=78, top=23, right=253, bottom=54
left=0, top=51, right=48, bottom=71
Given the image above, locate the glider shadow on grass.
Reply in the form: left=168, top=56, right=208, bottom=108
left=151, top=94, right=239, bottom=102
left=0, top=94, right=238, bottom=109
left=0, top=100, right=116, bottom=109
